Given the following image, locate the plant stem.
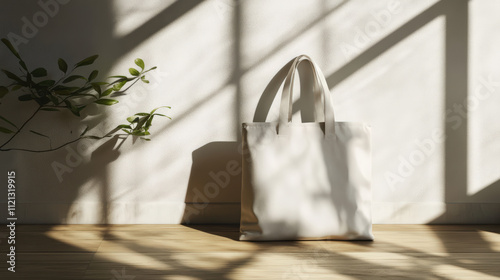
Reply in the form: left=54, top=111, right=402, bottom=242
left=42, top=105, right=66, bottom=108
left=0, top=134, right=116, bottom=153
left=118, top=76, right=140, bottom=93
left=0, top=105, right=42, bottom=149
left=52, top=66, right=75, bottom=89
left=0, top=137, right=81, bottom=152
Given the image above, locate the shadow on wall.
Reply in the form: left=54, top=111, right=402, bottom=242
left=0, top=0, right=495, bottom=225
left=182, top=142, right=242, bottom=224
left=181, top=58, right=326, bottom=225
left=324, top=0, right=499, bottom=223
left=0, top=0, right=117, bottom=224
left=0, top=0, right=498, bottom=280
left=0, top=0, right=204, bottom=224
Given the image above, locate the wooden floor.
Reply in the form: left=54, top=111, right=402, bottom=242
left=0, top=225, right=499, bottom=280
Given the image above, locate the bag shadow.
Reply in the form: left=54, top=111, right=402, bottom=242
left=182, top=141, right=242, bottom=226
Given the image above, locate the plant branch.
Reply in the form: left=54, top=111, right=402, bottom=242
left=52, top=66, right=76, bottom=89
left=0, top=134, right=121, bottom=153
left=42, top=105, right=66, bottom=108
left=0, top=105, right=42, bottom=149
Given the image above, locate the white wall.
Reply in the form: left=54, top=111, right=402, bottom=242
left=0, top=0, right=499, bottom=224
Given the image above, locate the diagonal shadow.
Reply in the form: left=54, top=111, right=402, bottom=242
left=109, top=0, right=204, bottom=61
left=325, top=0, right=447, bottom=88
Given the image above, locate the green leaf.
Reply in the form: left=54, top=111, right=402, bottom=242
left=135, top=58, right=145, bottom=70
left=131, top=130, right=150, bottom=136
left=145, top=114, right=170, bottom=130
left=52, top=85, right=71, bottom=90
left=129, top=68, right=140, bottom=76
left=63, top=75, right=86, bottom=83
left=133, top=113, right=150, bottom=116
left=144, top=115, right=154, bottom=131
left=94, top=99, right=118, bottom=106
left=1, top=38, right=20, bottom=59
left=38, top=80, right=56, bottom=87
left=11, top=85, right=22, bottom=91
left=88, top=70, right=98, bottom=81
left=116, top=124, right=132, bottom=129
left=40, top=107, right=60, bottom=112
left=0, top=126, right=14, bottom=134
left=101, top=88, right=113, bottom=96
left=140, top=76, right=149, bottom=83
left=127, top=116, right=139, bottom=123
left=29, top=130, right=48, bottom=138
left=35, top=96, right=50, bottom=106
left=53, top=86, right=80, bottom=95
left=46, top=93, right=60, bottom=105
left=19, top=60, right=28, bottom=71
left=92, top=84, right=101, bottom=95
left=0, top=115, right=17, bottom=128
left=1, top=69, right=25, bottom=84
left=134, top=116, right=149, bottom=130
left=112, top=80, right=127, bottom=91
left=31, top=67, right=47, bottom=77
left=150, top=106, right=171, bottom=114
left=58, top=58, right=68, bottom=73
left=70, top=85, right=93, bottom=95
left=52, top=85, right=79, bottom=92
left=148, top=66, right=157, bottom=71
left=0, top=86, right=8, bottom=98
left=64, top=100, right=80, bottom=116
left=71, top=93, right=96, bottom=99
left=153, top=113, right=171, bottom=119
left=18, top=94, right=33, bottom=101
left=35, top=88, right=49, bottom=97
left=143, top=107, right=171, bottom=131
left=141, top=137, right=151, bottom=141
left=75, top=54, right=98, bottom=67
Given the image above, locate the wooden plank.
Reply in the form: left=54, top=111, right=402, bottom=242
left=0, top=225, right=498, bottom=280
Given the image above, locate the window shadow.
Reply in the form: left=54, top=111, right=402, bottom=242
left=0, top=0, right=498, bottom=279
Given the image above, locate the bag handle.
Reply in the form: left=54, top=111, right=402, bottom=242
left=279, top=55, right=336, bottom=138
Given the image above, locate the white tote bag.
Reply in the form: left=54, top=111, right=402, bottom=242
left=240, top=55, right=373, bottom=241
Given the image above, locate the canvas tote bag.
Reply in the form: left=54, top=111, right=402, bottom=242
left=240, top=55, right=373, bottom=241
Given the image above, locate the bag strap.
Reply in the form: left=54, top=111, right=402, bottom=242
left=279, top=55, right=336, bottom=138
